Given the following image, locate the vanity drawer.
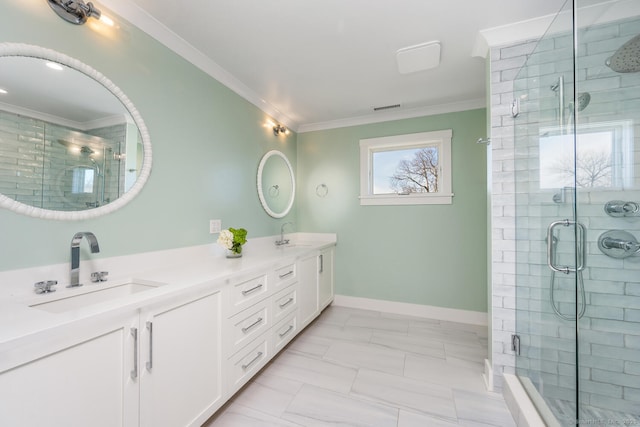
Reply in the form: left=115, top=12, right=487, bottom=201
left=227, top=299, right=271, bottom=356
left=273, top=283, right=297, bottom=323
left=226, top=334, right=271, bottom=395
left=229, top=273, right=268, bottom=314
left=274, top=263, right=296, bottom=288
left=273, top=312, right=298, bottom=354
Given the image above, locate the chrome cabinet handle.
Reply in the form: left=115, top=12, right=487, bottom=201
left=279, top=297, right=294, bottom=309
left=130, top=327, right=138, bottom=380
left=279, top=324, right=294, bottom=338
left=241, top=283, right=263, bottom=295
left=146, top=321, right=153, bottom=371
left=279, top=270, right=294, bottom=279
left=319, top=254, right=324, bottom=273
left=241, top=351, right=263, bottom=370
left=546, top=219, right=586, bottom=274
left=241, top=317, right=263, bottom=333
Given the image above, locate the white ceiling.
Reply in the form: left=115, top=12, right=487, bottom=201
left=101, top=0, right=567, bottom=132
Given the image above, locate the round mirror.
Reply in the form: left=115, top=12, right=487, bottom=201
left=257, top=150, right=295, bottom=218
left=0, top=43, right=151, bottom=220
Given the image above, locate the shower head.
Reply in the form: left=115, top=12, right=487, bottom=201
left=569, top=92, right=591, bottom=112
left=606, top=34, right=640, bottom=73
left=80, top=146, right=94, bottom=155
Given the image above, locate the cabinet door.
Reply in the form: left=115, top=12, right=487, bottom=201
left=140, top=290, right=223, bottom=427
left=318, top=247, right=334, bottom=310
left=297, top=254, right=319, bottom=328
left=0, top=320, right=137, bottom=427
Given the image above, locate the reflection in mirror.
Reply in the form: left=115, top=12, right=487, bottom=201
left=0, top=43, right=151, bottom=220
left=257, top=150, right=295, bottom=218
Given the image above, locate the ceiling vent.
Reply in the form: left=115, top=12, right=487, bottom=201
left=396, top=41, right=441, bottom=74
left=373, top=103, right=401, bottom=112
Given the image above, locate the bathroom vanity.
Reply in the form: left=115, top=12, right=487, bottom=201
left=0, top=235, right=335, bottom=427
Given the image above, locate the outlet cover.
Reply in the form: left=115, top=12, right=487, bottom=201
left=209, top=219, right=221, bottom=234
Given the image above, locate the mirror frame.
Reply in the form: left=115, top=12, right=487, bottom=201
left=257, top=150, right=295, bottom=218
left=0, top=43, right=152, bottom=220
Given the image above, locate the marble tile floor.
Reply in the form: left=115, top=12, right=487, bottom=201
left=203, top=305, right=516, bottom=427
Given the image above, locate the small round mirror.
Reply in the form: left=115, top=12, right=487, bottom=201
left=257, top=150, right=295, bottom=218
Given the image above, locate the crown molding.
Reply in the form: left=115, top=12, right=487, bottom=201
left=474, top=0, right=640, bottom=58
left=297, top=98, right=486, bottom=133
left=99, top=0, right=298, bottom=131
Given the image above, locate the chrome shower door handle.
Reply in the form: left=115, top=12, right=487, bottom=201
left=547, top=219, right=586, bottom=274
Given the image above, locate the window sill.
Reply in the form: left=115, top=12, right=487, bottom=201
left=359, top=194, right=453, bottom=206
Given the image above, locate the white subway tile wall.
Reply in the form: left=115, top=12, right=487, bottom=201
left=0, top=110, right=125, bottom=210
left=491, top=15, right=640, bottom=420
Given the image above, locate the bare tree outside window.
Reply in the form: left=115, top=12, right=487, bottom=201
left=551, top=150, right=611, bottom=188
left=389, top=147, right=439, bottom=193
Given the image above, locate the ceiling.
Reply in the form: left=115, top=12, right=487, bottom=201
left=102, top=0, right=567, bottom=132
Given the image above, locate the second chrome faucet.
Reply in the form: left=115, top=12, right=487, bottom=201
left=69, top=231, right=100, bottom=287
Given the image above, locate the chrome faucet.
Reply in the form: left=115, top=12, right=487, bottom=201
left=275, top=222, right=294, bottom=246
left=69, top=232, right=100, bottom=287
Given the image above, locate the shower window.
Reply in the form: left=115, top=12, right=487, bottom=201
left=359, top=129, right=453, bottom=205
left=71, top=167, right=95, bottom=194
left=539, top=120, right=633, bottom=189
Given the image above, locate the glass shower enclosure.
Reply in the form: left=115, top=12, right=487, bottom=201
left=513, top=0, right=640, bottom=425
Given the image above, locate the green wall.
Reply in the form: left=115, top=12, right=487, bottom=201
left=296, top=110, right=488, bottom=312
left=0, top=2, right=488, bottom=314
left=0, top=1, right=296, bottom=271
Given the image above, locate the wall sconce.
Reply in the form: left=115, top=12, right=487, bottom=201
left=273, top=124, right=287, bottom=136
left=48, top=0, right=108, bottom=25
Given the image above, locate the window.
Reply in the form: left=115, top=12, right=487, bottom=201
left=539, top=120, right=633, bottom=190
left=71, top=167, right=95, bottom=194
left=359, top=129, right=453, bottom=205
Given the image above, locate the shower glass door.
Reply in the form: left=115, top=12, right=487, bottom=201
left=514, top=0, right=640, bottom=425
left=575, top=0, right=640, bottom=424
left=513, top=1, right=580, bottom=425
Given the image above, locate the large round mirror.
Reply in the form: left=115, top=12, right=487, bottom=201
left=257, top=150, right=295, bottom=218
left=0, top=43, right=151, bottom=220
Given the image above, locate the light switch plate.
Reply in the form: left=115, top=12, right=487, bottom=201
left=209, top=219, right=221, bottom=234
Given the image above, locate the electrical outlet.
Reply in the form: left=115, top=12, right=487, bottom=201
left=209, top=219, right=221, bottom=234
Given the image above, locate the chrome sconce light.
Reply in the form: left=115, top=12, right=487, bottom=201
left=273, top=124, right=287, bottom=136
left=48, top=0, right=104, bottom=25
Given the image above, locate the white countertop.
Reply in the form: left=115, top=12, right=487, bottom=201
left=0, top=233, right=336, bottom=369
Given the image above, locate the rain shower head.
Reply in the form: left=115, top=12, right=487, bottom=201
left=606, top=34, right=640, bottom=73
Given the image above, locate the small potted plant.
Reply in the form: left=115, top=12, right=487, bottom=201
left=217, top=227, right=247, bottom=258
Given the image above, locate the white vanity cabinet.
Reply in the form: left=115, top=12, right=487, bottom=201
left=318, top=247, right=335, bottom=311
left=298, top=247, right=335, bottom=329
left=0, top=316, right=139, bottom=427
left=138, top=288, right=223, bottom=427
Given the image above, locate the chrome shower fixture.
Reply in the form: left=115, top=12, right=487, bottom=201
left=606, top=34, right=640, bottom=73
left=604, top=200, right=640, bottom=217
left=570, top=92, right=591, bottom=113
left=48, top=0, right=102, bottom=25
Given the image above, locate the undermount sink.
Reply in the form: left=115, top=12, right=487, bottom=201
left=29, top=281, right=164, bottom=313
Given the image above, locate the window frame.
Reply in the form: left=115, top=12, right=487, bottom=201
left=359, top=129, right=453, bottom=206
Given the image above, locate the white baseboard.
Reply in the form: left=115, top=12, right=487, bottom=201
left=332, top=294, right=488, bottom=326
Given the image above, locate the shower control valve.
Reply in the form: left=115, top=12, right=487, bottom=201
left=604, top=200, right=640, bottom=217
left=598, top=230, right=640, bottom=259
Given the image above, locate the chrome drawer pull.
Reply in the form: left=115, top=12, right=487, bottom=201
left=241, top=317, right=264, bottom=333
left=146, top=321, right=153, bottom=371
left=279, top=270, right=294, bottom=279
left=130, top=327, right=138, bottom=380
left=241, top=351, right=263, bottom=370
left=241, top=283, right=263, bottom=295
left=279, top=297, right=294, bottom=309
left=279, top=325, right=294, bottom=338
